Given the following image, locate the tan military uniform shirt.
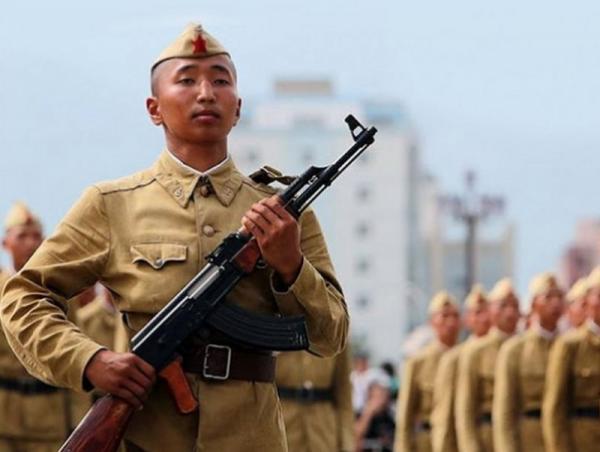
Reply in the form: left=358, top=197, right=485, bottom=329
left=0, top=151, right=349, bottom=452
left=492, top=327, right=556, bottom=452
left=456, top=328, right=511, bottom=452
left=431, top=336, right=476, bottom=452
left=0, top=270, right=69, bottom=448
left=394, top=340, right=447, bottom=452
left=276, top=347, right=353, bottom=452
left=542, top=323, right=600, bottom=452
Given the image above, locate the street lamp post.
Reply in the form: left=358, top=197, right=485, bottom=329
left=441, top=171, right=504, bottom=298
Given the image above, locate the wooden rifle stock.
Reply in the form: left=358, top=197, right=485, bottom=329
left=60, top=395, right=134, bottom=452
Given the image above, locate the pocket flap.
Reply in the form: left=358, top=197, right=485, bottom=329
left=130, top=243, right=187, bottom=269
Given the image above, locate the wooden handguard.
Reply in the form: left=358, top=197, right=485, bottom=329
left=159, top=357, right=199, bottom=414
left=59, top=395, right=134, bottom=452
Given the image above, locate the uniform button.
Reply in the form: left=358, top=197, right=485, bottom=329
left=154, top=258, right=163, bottom=267
left=174, top=187, right=183, bottom=198
left=203, top=225, right=215, bottom=237
left=302, top=380, right=313, bottom=389
left=581, top=367, right=592, bottom=377
left=199, top=185, right=211, bottom=197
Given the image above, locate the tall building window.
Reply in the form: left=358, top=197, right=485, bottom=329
left=356, top=186, right=371, bottom=202
left=356, top=295, right=370, bottom=310
left=356, top=257, right=370, bottom=274
left=356, top=222, right=370, bottom=238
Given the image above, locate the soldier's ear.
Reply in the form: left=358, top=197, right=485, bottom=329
left=146, top=97, right=163, bottom=126
left=233, top=98, right=242, bottom=127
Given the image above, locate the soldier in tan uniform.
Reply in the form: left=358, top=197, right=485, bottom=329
left=492, top=273, right=565, bottom=452
left=0, top=23, right=348, bottom=452
left=455, top=278, right=520, bottom=452
left=275, top=347, right=353, bottom=452
left=565, top=278, right=588, bottom=330
left=0, top=203, right=71, bottom=451
left=394, top=291, right=460, bottom=452
left=431, top=284, right=491, bottom=452
left=542, top=268, right=600, bottom=452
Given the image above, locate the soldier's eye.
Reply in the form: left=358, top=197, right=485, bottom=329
left=178, top=78, right=195, bottom=85
left=214, top=78, right=230, bottom=86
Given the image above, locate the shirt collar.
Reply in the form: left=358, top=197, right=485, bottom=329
left=533, top=323, right=558, bottom=341
left=152, top=150, right=244, bottom=207
left=166, top=148, right=231, bottom=176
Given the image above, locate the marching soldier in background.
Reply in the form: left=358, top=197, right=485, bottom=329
left=542, top=267, right=600, bottom=452
left=493, top=273, right=564, bottom=452
left=431, top=284, right=491, bottom=452
left=394, top=291, right=460, bottom=452
left=0, top=203, right=70, bottom=451
left=276, top=347, right=353, bottom=452
left=455, top=278, right=520, bottom=452
left=565, top=277, right=588, bottom=330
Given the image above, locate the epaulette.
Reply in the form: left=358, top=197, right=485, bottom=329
left=249, top=165, right=296, bottom=186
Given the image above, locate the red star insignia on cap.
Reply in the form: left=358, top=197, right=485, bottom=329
left=192, top=35, right=207, bottom=54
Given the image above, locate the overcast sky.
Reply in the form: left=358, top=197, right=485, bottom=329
left=1, top=0, right=599, bottom=297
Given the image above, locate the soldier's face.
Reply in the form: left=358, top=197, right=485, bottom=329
left=586, top=287, right=600, bottom=324
left=2, top=224, right=43, bottom=271
left=490, top=294, right=520, bottom=334
left=567, top=297, right=587, bottom=328
left=465, top=305, right=491, bottom=337
left=147, top=55, right=241, bottom=146
left=431, top=305, right=460, bottom=346
left=534, top=288, right=565, bottom=330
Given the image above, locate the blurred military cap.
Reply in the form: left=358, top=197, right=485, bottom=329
left=586, top=266, right=600, bottom=290
left=566, top=278, right=588, bottom=304
left=464, top=284, right=488, bottom=310
left=528, top=272, right=561, bottom=301
left=428, top=290, right=458, bottom=315
left=4, top=202, right=42, bottom=232
left=153, top=22, right=230, bottom=71
left=488, top=278, right=517, bottom=302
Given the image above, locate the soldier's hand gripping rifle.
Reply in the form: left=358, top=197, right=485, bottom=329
left=60, top=115, right=377, bottom=452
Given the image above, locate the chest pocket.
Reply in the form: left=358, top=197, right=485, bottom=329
left=131, top=243, right=187, bottom=269
left=520, top=372, right=545, bottom=404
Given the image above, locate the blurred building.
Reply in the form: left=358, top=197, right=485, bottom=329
left=439, top=226, right=515, bottom=298
left=230, top=79, right=428, bottom=362
left=558, top=219, right=600, bottom=287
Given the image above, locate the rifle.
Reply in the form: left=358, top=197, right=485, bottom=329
left=60, top=115, right=377, bottom=451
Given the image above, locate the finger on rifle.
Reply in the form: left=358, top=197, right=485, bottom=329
left=263, top=197, right=295, bottom=222
left=132, top=355, right=156, bottom=384
left=244, top=211, right=269, bottom=235
left=116, top=385, right=144, bottom=408
left=252, top=201, right=283, bottom=225
left=241, top=216, right=262, bottom=237
left=122, top=377, right=150, bottom=402
left=127, top=365, right=155, bottom=393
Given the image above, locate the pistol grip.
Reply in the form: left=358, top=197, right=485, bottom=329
left=159, top=357, right=199, bottom=414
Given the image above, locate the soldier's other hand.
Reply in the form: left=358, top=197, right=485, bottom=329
left=85, top=350, right=156, bottom=408
left=241, top=195, right=303, bottom=285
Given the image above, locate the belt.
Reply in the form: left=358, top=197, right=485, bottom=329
left=572, top=407, right=600, bottom=418
left=0, top=376, right=59, bottom=395
left=182, top=343, right=276, bottom=383
left=523, top=408, right=542, bottom=418
left=277, top=386, right=334, bottom=403
left=478, top=412, right=492, bottom=424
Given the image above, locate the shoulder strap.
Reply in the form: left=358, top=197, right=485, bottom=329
left=249, top=165, right=296, bottom=186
